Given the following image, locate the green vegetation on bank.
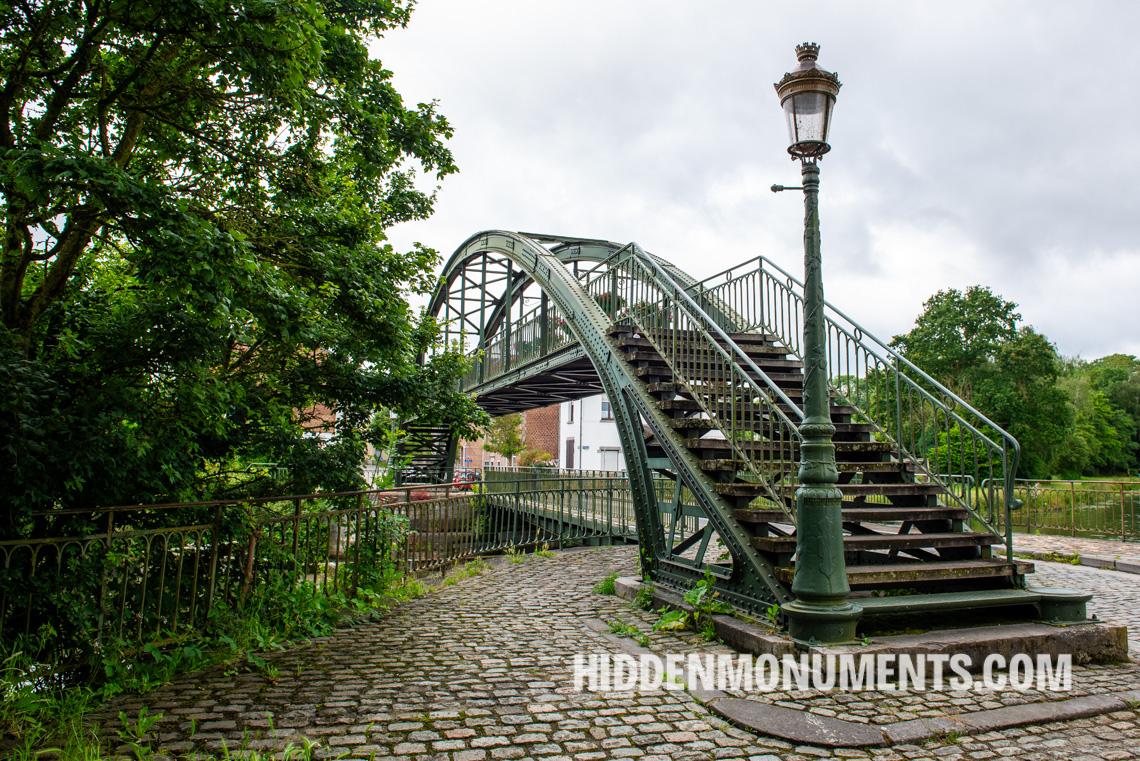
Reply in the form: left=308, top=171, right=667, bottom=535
left=0, top=0, right=485, bottom=528
left=891, top=286, right=1139, bottom=479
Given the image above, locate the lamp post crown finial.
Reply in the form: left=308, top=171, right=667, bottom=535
left=795, top=42, right=820, bottom=63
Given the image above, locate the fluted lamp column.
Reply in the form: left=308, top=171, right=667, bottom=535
left=774, top=42, right=862, bottom=645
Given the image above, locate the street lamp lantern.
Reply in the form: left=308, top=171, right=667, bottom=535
left=773, top=42, right=861, bottom=646
left=774, top=42, right=841, bottom=160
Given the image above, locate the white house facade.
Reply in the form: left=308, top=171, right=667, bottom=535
left=558, top=394, right=626, bottom=472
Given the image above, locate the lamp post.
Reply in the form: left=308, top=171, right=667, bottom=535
left=774, top=42, right=862, bottom=645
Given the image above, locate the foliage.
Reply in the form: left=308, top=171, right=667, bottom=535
left=632, top=583, right=655, bottom=611
left=0, top=0, right=486, bottom=530
left=1054, top=355, right=1140, bottom=477
left=484, top=414, right=524, bottom=464
left=892, top=286, right=1071, bottom=477
left=593, top=572, right=618, bottom=596
left=518, top=448, right=555, bottom=467
left=607, top=618, right=650, bottom=648
left=891, top=286, right=1020, bottom=399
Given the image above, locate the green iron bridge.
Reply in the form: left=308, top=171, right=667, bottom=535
left=397, top=230, right=1089, bottom=629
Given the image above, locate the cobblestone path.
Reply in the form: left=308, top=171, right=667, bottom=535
left=1032, top=560, right=1140, bottom=654
left=99, top=547, right=1140, bottom=760
left=1015, top=534, right=1140, bottom=570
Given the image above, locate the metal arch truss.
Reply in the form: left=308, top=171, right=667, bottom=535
left=419, top=231, right=791, bottom=611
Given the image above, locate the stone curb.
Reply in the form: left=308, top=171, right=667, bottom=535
left=705, top=689, right=1140, bottom=748
left=611, top=575, right=1135, bottom=746
left=613, top=576, right=1130, bottom=668
left=1018, top=549, right=1140, bottom=576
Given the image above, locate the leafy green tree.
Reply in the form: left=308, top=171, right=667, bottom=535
left=891, top=286, right=1019, bottom=400
left=484, top=414, right=524, bottom=465
left=1054, top=357, right=1139, bottom=476
left=0, top=0, right=484, bottom=530
left=892, top=287, right=1070, bottom=478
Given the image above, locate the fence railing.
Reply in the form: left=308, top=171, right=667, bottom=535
left=0, top=474, right=635, bottom=664
left=582, top=244, right=803, bottom=517
left=996, top=479, right=1140, bottom=540
left=687, top=255, right=1021, bottom=559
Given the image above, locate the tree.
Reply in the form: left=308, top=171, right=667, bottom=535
left=892, top=287, right=1070, bottom=478
left=1054, top=356, right=1139, bottom=476
left=891, top=286, right=1019, bottom=399
left=484, top=414, right=524, bottom=465
left=518, top=448, right=555, bottom=467
left=0, top=1, right=485, bottom=529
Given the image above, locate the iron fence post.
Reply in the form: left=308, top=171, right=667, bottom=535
left=205, top=504, right=223, bottom=617
left=96, top=510, right=114, bottom=646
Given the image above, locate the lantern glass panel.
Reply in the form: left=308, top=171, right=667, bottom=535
left=783, top=91, right=832, bottom=147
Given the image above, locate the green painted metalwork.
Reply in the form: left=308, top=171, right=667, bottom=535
left=426, top=231, right=792, bottom=611
left=778, top=160, right=860, bottom=644
left=415, top=228, right=1067, bottom=627
left=685, top=255, right=1022, bottom=566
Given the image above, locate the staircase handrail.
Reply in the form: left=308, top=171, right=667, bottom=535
left=582, top=244, right=804, bottom=518
left=686, top=254, right=1020, bottom=560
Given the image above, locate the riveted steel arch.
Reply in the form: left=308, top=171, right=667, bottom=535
left=426, top=231, right=792, bottom=611
left=430, top=231, right=666, bottom=556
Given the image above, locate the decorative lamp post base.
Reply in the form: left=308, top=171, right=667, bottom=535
left=781, top=599, right=863, bottom=646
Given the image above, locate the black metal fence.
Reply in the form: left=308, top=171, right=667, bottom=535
left=0, top=472, right=635, bottom=664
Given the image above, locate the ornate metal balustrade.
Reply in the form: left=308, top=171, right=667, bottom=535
left=686, top=255, right=1021, bottom=560
left=0, top=474, right=636, bottom=664
left=580, top=244, right=804, bottom=516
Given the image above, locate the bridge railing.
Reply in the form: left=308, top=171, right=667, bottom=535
left=0, top=477, right=635, bottom=666
left=582, top=245, right=803, bottom=516
left=686, top=255, right=1020, bottom=556
left=997, top=479, right=1140, bottom=540
left=461, top=298, right=576, bottom=390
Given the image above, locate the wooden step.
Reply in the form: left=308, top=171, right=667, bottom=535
left=624, top=346, right=802, bottom=369
left=775, top=482, right=945, bottom=498
left=751, top=531, right=999, bottom=553
left=773, top=559, right=1034, bottom=587
left=853, top=588, right=1045, bottom=617
left=734, top=506, right=968, bottom=524
left=676, top=436, right=893, bottom=454
left=610, top=325, right=783, bottom=345
left=678, top=457, right=910, bottom=477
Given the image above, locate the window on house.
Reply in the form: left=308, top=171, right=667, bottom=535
left=567, top=402, right=574, bottom=423
left=600, top=400, right=613, bottom=420
left=565, top=438, right=575, bottom=469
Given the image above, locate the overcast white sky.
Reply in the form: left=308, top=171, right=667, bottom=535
left=378, top=1, right=1140, bottom=360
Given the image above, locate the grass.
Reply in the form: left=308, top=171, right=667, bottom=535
left=593, top=572, right=619, bottom=596
left=631, top=583, right=654, bottom=611
left=1014, top=550, right=1082, bottom=565
left=441, top=558, right=491, bottom=587
left=0, top=557, right=473, bottom=759
left=607, top=619, right=651, bottom=648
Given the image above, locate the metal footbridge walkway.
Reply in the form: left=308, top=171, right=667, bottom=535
left=400, top=230, right=1056, bottom=625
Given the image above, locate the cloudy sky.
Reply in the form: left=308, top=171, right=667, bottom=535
left=378, top=1, right=1140, bottom=360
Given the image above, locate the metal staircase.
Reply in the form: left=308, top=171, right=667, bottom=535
left=392, top=425, right=456, bottom=485
left=420, top=231, right=1082, bottom=628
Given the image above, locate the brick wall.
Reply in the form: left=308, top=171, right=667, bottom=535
left=522, top=404, right=560, bottom=460
left=457, top=403, right=561, bottom=471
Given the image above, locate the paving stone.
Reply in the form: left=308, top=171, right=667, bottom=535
left=91, top=547, right=1140, bottom=760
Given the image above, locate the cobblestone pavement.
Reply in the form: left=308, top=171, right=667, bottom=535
left=1032, top=560, right=1140, bottom=654
left=97, top=547, right=1140, bottom=760
left=1014, top=534, right=1140, bottom=569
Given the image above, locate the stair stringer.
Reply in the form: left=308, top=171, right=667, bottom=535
left=435, top=231, right=790, bottom=610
